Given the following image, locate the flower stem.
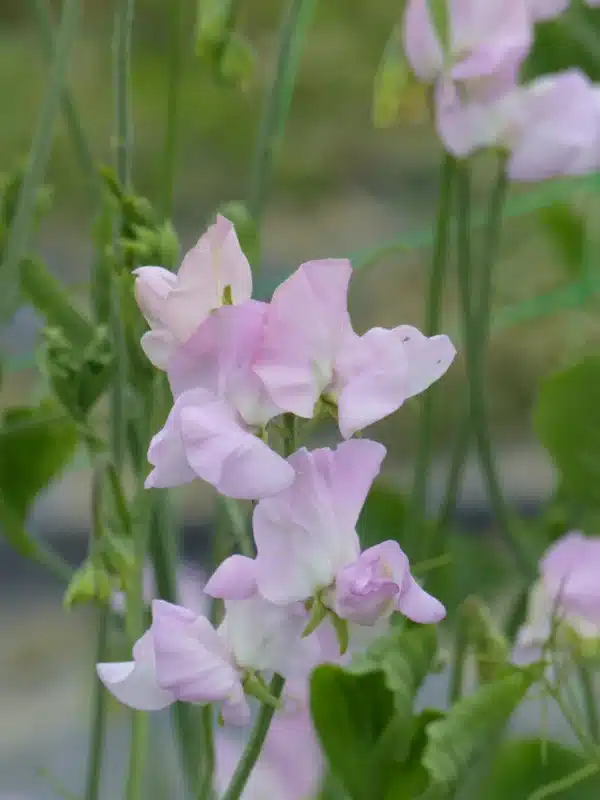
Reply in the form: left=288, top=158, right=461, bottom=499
left=84, top=606, right=110, bottom=800
left=577, top=661, right=600, bottom=742
left=196, top=705, right=216, bottom=800
left=220, top=674, right=286, bottom=800
left=411, top=153, right=456, bottom=546
left=247, top=0, right=317, bottom=230
left=454, top=161, right=535, bottom=580
left=32, top=0, right=99, bottom=203
left=161, top=0, right=183, bottom=218
left=0, top=0, right=81, bottom=321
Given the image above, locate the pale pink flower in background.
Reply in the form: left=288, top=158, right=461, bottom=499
left=246, top=440, right=445, bottom=626
left=134, top=215, right=252, bottom=368
left=403, top=0, right=532, bottom=92
left=513, top=532, right=600, bottom=664
left=437, top=69, right=600, bottom=179
left=255, top=259, right=455, bottom=437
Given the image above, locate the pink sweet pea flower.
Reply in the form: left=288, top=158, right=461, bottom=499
left=403, top=0, right=532, bottom=93
left=526, top=0, right=569, bottom=19
left=97, top=591, right=315, bottom=724
left=332, top=541, right=446, bottom=626
left=145, top=301, right=296, bottom=499
left=437, top=68, right=600, bottom=178
left=513, top=532, right=600, bottom=664
left=145, top=387, right=294, bottom=499
left=134, top=215, right=252, bottom=368
left=255, top=260, right=455, bottom=438
left=97, top=600, right=249, bottom=723
left=247, top=440, right=445, bottom=627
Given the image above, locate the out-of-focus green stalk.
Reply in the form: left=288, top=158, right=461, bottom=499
left=31, top=0, right=99, bottom=203
left=453, top=161, right=535, bottom=579
left=84, top=607, right=110, bottom=800
left=161, top=0, right=184, bottom=218
left=0, top=0, right=81, bottom=321
left=411, top=153, right=456, bottom=549
left=247, top=0, right=317, bottom=239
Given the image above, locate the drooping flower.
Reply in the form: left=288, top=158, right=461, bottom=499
left=134, top=215, right=252, bottom=368
left=513, top=532, right=600, bottom=664
left=525, top=0, right=569, bottom=19
left=243, top=440, right=445, bottom=628
left=255, top=260, right=456, bottom=437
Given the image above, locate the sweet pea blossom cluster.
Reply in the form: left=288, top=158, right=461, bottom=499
left=513, top=531, right=600, bottom=664
left=404, top=0, right=600, bottom=180
left=97, top=216, right=454, bottom=725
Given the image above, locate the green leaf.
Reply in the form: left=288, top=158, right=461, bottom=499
left=350, top=626, right=438, bottom=751
left=310, top=665, right=396, bottom=800
left=534, top=357, right=600, bottom=508
left=0, top=400, right=78, bottom=556
left=422, top=668, right=537, bottom=789
left=384, top=710, right=445, bottom=800
left=487, top=738, right=600, bottom=800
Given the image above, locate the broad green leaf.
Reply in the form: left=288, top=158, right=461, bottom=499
left=487, top=738, right=600, bottom=800
left=422, top=668, right=537, bottom=788
left=310, top=665, right=396, bottom=800
left=350, top=626, right=437, bottom=741
left=384, top=710, right=445, bottom=800
left=0, top=400, right=78, bottom=556
left=534, top=357, right=600, bottom=508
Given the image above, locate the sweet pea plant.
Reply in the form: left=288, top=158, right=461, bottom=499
left=5, top=1, right=600, bottom=799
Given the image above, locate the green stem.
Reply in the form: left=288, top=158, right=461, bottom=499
left=448, top=608, right=468, bottom=704
left=455, top=163, right=534, bottom=579
left=221, top=497, right=254, bottom=557
left=220, top=674, right=286, bottom=800
left=247, top=0, right=317, bottom=229
left=31, top=0, right=99, bottom=203
left=161, top=0, right=183, bottom=217
left=411, top=153, right=456, bottom=545
left=0, top=0, right=81, bottom=321
left=577, top=661, right=600, bottom=742
left=527, top=762, right=600, bottom=800
left=33, top=540, right=74, bottom=583
left=197, top=705, right=216, bottom=800
left=84, top=606, right=110, bottom=800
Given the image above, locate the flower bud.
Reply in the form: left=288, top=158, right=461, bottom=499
left=64, top=560, right=113, bottom=609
